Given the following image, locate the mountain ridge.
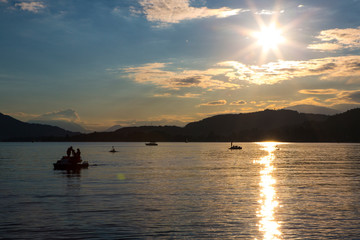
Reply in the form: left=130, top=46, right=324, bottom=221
left=68, top=108, right=360, bottom=142
left=1, top=108, right=360, bottom=142
left=0, top=113, right=79, bottom=141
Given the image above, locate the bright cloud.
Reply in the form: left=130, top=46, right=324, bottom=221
left=255, top=9, right=284, bottom=15
left=299, top=89, right=339, bottom=95
left=220, top=55, right=360, bottom=85
left=199, top=100, right=227, bottom=107
left=287, top=97, right=324, bottom=107
left=153, top=93, right=171, bottom=97
left=33, top=109, right=81, bottom=122
left=177, top=93, right=201, bottom=98
left=308, top=27, right=360, bottom=51
left=293, top=89, right=360, bottom=107
left=15, top=1, right=45, bottom=13
left=138, top=0, right=246, bottom=26
left=230, top=100, right=247, bottom=105
left=120, top=62, right=239, bottom=90
left=326, top=90, right=360, bottom=105
left=119, top=55, right=360, bottom=90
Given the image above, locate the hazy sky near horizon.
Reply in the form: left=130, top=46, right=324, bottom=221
left=1, top=0, right=360, bottom=130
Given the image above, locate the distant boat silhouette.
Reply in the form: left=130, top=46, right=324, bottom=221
left=109, top=146, right=118, bottom=152
left=229, top=142, right=242, bottom=150
left=53, top=156, right=89, bottom=170
left=145, top=142, right=158, bottom=146
left=54, top=147, right=88, bottom=170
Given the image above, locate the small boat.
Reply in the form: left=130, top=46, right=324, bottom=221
left=109, top=146, right=118, bottom=152
left=145, top=142, right=158, bottom=146
left=53, top=156, right=89, bottom=170
left=229, top=142, right=242, bottom=150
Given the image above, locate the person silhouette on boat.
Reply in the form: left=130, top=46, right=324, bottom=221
left=66, top=146, right=73, bottom=157
left=74, top=148, right=81, bottom=163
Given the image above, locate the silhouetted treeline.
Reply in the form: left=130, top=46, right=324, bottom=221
left=1, top=109, right=360, bottom=142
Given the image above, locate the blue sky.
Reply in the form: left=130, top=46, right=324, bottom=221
left=1, top=0, right=360, bottom=130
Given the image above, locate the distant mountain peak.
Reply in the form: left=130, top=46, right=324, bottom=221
left=104, top=125, right=122, bottom=132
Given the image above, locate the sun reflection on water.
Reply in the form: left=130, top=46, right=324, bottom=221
left=254, top=142, right=282, bottom=240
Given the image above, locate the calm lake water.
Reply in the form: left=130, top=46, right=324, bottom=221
left=0, top=142, right=360, bottom=239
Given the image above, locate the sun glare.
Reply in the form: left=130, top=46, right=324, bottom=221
left=254, top=25, right=285, bottom=51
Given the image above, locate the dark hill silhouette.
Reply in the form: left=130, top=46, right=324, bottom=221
left=317, top=108, right=360, bottom=142
left=0, top=113, right=78, bottom=141
left=184, top=109, right=328, bottom=140
left=67, top=109, right=356, bottom=142
left=2, top=109, right=360, bottom=142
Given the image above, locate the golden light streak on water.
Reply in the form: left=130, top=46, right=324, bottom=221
left=254, top=142, right=282, bottom=240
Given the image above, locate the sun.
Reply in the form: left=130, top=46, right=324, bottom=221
left=253, top=24, right=285, bottom=51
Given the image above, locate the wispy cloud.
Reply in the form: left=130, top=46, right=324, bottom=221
left=230, top=100, right=246, bottom=105
left=138, top=0, right=247, bottom=27
left=153, top=93, right=171, bottom=97
left=177, top=93, right=201, bottom=98
left=199, top=100, right=227, bottom=106
left=285, top=97, right=324, bottom=107
left=255, top=9, right=284, bottom=15
left=326, top=90, right=360, bottom=105
left=15, top=1, right=46, bottom=13
left=6, top=112, right=39, bottom=121
left=287, top=89, right=360, bottom=108
left=33, top=109, right=81, bottom=122
left=308, top=27, right=360, bottom=51
left=115, top=114, right=194, bottom=127
left=298, top=89, right=339, bottom=95
left=118, top=55, right=360, bottom=92
left=6, top=109, right=81, bottom=123
left=119, top=62, right=239, bottom=90
left=220, top=55, right=360, bottom=85
left=153, top=92, right=201, bottom=98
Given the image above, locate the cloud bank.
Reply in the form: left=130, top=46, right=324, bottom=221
left=120, top=62, right=239, bottom=90
left=220, top=55, right=360, bottom=85
left=33, top=109, right=81, bottom=122
left=118, top=55, right=360, bottom=95
left=308, top=27, right=360, bottom=51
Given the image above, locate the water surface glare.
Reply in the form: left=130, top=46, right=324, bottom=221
left=0, top=142, right=360, bottom=239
